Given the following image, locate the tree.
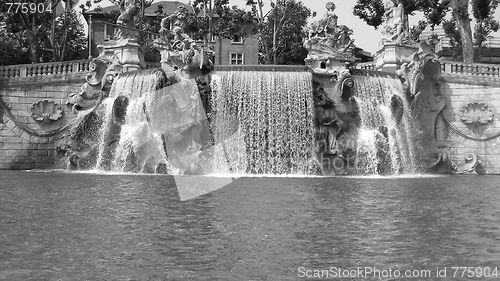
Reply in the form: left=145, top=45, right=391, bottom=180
left=260, top=0, right=313, bottom=65
left=191, top=0, right=257, bottom=44
left=353, top=0, right=446, bottom=29
left=447, top=0, right=474, bottom=63
left=442, top=20, right=464, bottom=60
left=0, top=23, right=31, bottom=66
left=1, top=0, right=51, bottom=63
left=353, top=0, right=499, bottom=63
left=49, top=6, right=88, bottom=61
left=472, top=0, right=500, bottom=57
left=246, top=0, right=271, bottom=64
left=353, top=0, right=385, bottom=27
left=57, top=10, right=89, bottom=60
left=0, top=0, right=88, bottom=64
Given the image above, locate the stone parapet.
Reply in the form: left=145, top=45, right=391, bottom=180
left=0, top=73, right=86, bottom=169
left=436, top=71, right=500, bottom=174
left=0, top=60, right=91, bottom=80
left=441, top=61, right=500, bottom=78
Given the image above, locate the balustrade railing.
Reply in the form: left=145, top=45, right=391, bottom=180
left=441, top=61, right=500, bottom=77
left=0, top=59, right=164, bottom=80
left=0, top=60, right=91, bottom=79
left=2, top=59, right=500, bottom=80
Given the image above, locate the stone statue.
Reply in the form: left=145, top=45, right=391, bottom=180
left=323, top=2, right=338, bottom=35
left=335, top=25, right=354, bottom=50
left=303, top=1, right=356, bottom=69
left=160, top=6, right=191, bottom=47
left=384, top=0, right=408, bottom=43
left=67, top=51, right=122, bottom=113
left=155, top=6, right=213, bottom=81
left=116, top=0, right=138, bottom=26
left=112, top=0, right=139, bottom=40
left=307, top=2, right=337, bottom=39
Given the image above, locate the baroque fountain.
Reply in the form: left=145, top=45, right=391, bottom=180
left=58, top=1, right=484, bottom=176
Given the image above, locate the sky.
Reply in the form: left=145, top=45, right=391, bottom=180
left=76, top=0, right=500, bottom=54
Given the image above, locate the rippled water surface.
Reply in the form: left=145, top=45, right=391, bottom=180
left=1, top=171, right=499, bottom=280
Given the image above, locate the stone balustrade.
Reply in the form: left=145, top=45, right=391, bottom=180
left=0, top=60, right=166, bottom=80
left=2, top=59, right=500, bottom=80
left=441, top=61, right=500, bottom=77
left=355, top=61, right=500, bottom=78
left=0, top=60, right=91, bottom=79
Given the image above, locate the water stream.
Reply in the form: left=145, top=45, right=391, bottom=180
left=90, top=68, right=417, bottom=176
left=210, top=70, right=316, bottom=175
left=95, top=69, right=168, bottom=172
left=352, top=72, right=417, bottom=174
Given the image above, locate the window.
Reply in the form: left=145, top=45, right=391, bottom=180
left=105, top=23, right=114, bottom=40
left=193, top=34, right=217, bottom=43
left=232, top=34, right=243, bottom=44
left=230, top=53, right=244, bottom=65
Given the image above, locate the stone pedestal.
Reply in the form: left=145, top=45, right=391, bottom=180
left=375, top=42, right=419, bottom=72
left=102, top=39, right=145, bottom=72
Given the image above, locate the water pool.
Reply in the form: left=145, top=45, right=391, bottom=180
left=1, top=171, right=499, bottom=280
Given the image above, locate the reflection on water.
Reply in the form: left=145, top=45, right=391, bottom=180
left=1, top=171, right=499, bottom=280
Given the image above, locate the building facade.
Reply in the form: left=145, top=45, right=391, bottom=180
left=200, top=34, right=259, bottom=65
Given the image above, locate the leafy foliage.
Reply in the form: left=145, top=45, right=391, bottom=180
left=0, top=25, right=31, bottom=66
left=54, top=9, right=88, bottom=61
left=353, top=0, right=385, bottom=28
left=0, top=0, right=88, bottom=64
left=191, top=0, right=257, bottom=42
left=472, top=0, right=500, bottom=47
left=353, top=0, right=499, bottom=62
left=442, top=19, right=464, bottom=60
left=260, top=0, right=313, bottom=64
left=353, top=0, right=446, bottom=29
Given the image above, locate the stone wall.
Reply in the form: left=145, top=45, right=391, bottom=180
left=0, top=73, right=84, bottom=169
left=437, top=73, right=500, bottom=174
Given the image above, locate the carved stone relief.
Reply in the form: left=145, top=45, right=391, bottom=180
left=30, top=99, right=63, bottom=124
left=454, top=152, right=485, bottom=175
left=67, top=49, right=122, bottom=113
left=459, top=102, right=494, bottom=126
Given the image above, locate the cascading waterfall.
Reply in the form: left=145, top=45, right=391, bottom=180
left=85, top=67, right=418, bottom=176
left=210, top=70, right=316, bottom=175
left=351, top=72, right=417, bottom=174
left=94, top=69, right=168, bottom=172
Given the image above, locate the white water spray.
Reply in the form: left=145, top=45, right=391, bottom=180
left=352, top=72, right=417, bottom=174
left=210, top=70, right=316, bottom=175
